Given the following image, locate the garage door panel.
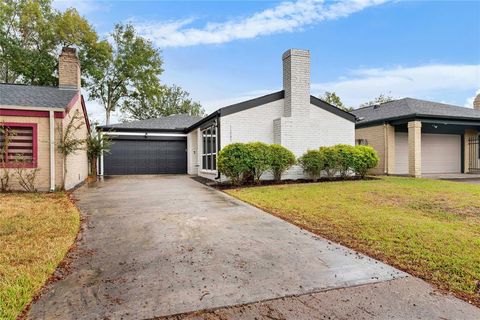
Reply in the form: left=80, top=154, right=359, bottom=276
left=395, top=132, right=461, bottom=175
left=422, top=134, right=461, bottom=174
left=104, top=139, right=187, bottom=175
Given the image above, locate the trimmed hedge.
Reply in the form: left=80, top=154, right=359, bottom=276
left=218, top=142, right=295, bottom=185
left=299, top=145, right=379, bottom=180
left=218, top=142, right=379, bottom=185
left=270, top=144, right=296, bottom=182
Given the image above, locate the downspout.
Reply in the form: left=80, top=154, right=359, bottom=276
left=384, top=123, right=388, bottom=175
left=49, top=111, right=55, bottom=191
left=100, top=130, right=104, bottom=176
left=215, top=114, right=221, bottom=180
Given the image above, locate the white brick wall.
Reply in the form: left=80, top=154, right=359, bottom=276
left=214, top=98, right=355, bottom=181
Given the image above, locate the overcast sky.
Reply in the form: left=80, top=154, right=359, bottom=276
left=53, top=0, right=480, bottom=124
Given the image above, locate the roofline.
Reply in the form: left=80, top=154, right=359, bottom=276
left=0, top=104, right=66, bottom=112
left=97, top=125, right=187, bottom=133
left=186, top=111, right=220, bottom=132
left=309, top=96, right=357, bottom=122
left=356, top=113, right=480, bottom=128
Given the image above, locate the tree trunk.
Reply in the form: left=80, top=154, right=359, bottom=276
left=90, top=157, right=97, bottom=177
left=106, top=111, right=111, bottom=125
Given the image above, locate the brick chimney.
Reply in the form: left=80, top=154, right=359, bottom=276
left=58, top=47, right=81, bottom=90
left=474, top=93, right=480, bottom=111
left=282, top=49, right=310, bottom=118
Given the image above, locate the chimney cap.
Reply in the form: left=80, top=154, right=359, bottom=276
left=61, top=47, right=78, bottom=57
left=282, top=48, right=310, bottom=60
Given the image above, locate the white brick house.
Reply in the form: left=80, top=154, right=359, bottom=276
left=98, top=49, right=356, bottom=180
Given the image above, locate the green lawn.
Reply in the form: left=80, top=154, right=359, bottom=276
left=0, top=193, right=80, bottom=320
left=226, top=177, right=480, bottom=306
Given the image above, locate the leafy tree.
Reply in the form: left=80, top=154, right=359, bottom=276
left=359, top=93, right=395, bottom=108
left=121, top=84, right=204, bottom=121
left=0, top=0, right=108, bottom=85
left=87, top=23, right=163, bottom=124
left=320, top=92, right=353, bottom=112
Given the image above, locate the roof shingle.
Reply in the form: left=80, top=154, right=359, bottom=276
left=0, top=83, right=78, bottom=109
left=351, top=98, right=480, bottom=125
left=100, top=114, right=204, bottom=131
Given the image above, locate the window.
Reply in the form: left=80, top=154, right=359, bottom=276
left=356, top=139, right=368, bottom=146
left=202, top=125, right=217, bottom=170
left=0, top=123, right=37, bottom=168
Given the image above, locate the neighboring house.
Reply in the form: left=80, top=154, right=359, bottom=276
left=98, top=49, right=356, bottom=180
left=351, top=95, right=480, bottom=177
left=0, top=47, right=90, bottom=191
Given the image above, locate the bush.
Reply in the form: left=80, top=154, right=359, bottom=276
left=351, top=145, right=379, bottom=178
left=245, top=142, right=272, bottom=184
left=269, top=144, right=296, bottom=182
left=334, top=144, right=356, bottom=178
left=319, top=146, right=339, bottom=178
left=298, top=149, right=324, bottom=182
left=217, top=143, right=252, bottom=185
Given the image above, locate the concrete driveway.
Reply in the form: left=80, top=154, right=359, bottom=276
left=29, top=175, right=479, bottom=319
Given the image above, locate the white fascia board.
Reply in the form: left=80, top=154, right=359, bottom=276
left=102, top=131, right=187, bottom=137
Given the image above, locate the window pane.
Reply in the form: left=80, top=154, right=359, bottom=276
left=207, top=154, right=212, bottom=170
left=202, top=155, right=207, bottom=169
left=7, top=126, right=34, bottom=163
left=212, top=154, right=217, bottom=170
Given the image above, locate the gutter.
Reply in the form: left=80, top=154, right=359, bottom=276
left=49, top=111, right=55, bottom=191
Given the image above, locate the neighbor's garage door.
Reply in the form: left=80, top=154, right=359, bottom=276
left=395, top=132, right=461, bottom=174
left=104, top=138, right=187, bottom=175
left=422, top=133, right=461, bottom=174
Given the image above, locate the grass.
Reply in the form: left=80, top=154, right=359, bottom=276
left=226, top=177, right=480, bottom=306
left=0, top=192, right=80, bottom=320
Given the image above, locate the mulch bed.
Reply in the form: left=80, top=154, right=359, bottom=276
left=191, top=175, right=378, bottom=190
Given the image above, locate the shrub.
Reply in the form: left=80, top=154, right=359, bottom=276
left=298, top=149, right=324, bottom=182
left=217, top=143, right=251, bottom=185
left=269, top=144, right=296, bottom=182
left=319, top=146, right=339, bottom=178
left=334, top=144, right=356, bottom=178
left=351, top=145, right=379, bottom=178
left=245, top=142, right=272, bottom=184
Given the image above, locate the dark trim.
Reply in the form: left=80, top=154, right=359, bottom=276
left=461, top=134, right=465, bottom=173
left=97, top=126, right=185, bottom=133
left=356, top=113, right=480, bottom=128
left=185, top=111, right=220, bottom=132
left=109, top=135, right=186, bottom=141
left=216, top=115, right=221, bottom=179
left=309, top=96, right=357, bottom=122
left=220, top=91, right=285, bottom=117
left=186, top=91, right=285, bottom=132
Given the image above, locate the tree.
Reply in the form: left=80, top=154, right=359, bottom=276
left=359, top=93, right=395, bottom=108
left=87, top=24, right=163, bottom=124
left=86, top=123, right=111, bottom=177
left=121, top=84, right=204, bottom=121
left=320, top=92, right=353, bottom=112
left=0, top=0, right=108, bottom=85
left=57, top=110, right=85, bottom=189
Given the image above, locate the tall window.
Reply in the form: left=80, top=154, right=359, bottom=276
left=0, top=123, right=37, bottom=168
left=202, top=125, right=217, bottom=170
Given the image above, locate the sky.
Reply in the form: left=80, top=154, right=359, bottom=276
left=52, top=0, right=480, bottom=124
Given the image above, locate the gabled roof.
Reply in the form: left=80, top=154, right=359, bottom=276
left=351, top=98, right=480, bottom=126
left=98, top=114, right=204, bottom=132
left=0, top=83, right=78, bottom=109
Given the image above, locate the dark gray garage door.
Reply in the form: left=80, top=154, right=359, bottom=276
left=104, top=137, right=187, bottom=175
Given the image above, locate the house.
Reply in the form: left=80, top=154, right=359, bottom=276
left=98, top=49, right=356, bottom=180
left=350, top=95, right=480, bottom=177
left=0, top=47, right=90, bottom=191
